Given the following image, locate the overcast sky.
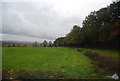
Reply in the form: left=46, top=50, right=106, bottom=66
left=1, top=0, right=114, bottom=42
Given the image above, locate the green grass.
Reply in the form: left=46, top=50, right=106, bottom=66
left=80, top=48, right=119, bottom=58
left=2, top=47, right=95, bottom=78
left=92, top=49, right=119, bottom=58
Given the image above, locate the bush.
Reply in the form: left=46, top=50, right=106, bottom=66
left=77, top=48, right=84, bottom=52
left=84, top=51, right=119, bottom=74
left=84, top=51, right=98, bottom=58
left=2, top=69, right=69, bottom=79
left=2, top=69, right=14, bottom=79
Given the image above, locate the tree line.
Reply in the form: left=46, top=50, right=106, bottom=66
left=54, top=1, right=120, bottom=49
left=33, top=40, right=53, bottom=47
left=2, top=40, right=53, bottom=47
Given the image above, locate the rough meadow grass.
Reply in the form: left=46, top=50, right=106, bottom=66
left=3, top=47, right=95, bottom=79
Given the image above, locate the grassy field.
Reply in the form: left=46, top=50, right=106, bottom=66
left=80, top=48, right=119, bottom=58
left=92, top=49, right=119, bottom=58
left=3, top=47, right=96, bottom=79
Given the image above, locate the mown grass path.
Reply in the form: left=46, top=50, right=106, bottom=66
left=3, top=47, right=95, bottom=78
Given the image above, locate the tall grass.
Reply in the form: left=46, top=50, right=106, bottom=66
left=77, top=48, right=119, bottom=75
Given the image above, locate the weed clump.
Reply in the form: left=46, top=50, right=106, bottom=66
left=77, top=48, right=84, bottom=53
left=2, top=69, right=69, bottom=79
left=2, top=69, right=14, bottom=79
left=84, top=50, right=119, bottom=74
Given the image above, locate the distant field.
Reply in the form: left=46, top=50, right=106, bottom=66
left=2, top=47, right=95, bottom=79
left=80, top=48, right=119, bottom=58
left=92, top=49, right=119, bottom=58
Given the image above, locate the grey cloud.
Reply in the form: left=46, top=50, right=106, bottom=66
left=2, top=2, right=82, bottom=41
left=2, top=1, right=113, bottom=42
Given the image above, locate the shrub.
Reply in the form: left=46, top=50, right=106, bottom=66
left=14, top=69, right=69, bottom=79
left=77, top=48, right=84, bottom=53
left=2, top=69, right=14, bottom=79
left=84, top=51, right=119, bottom=74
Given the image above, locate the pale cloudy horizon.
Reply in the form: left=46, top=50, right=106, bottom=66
left=1, top=0, right=114, bottom=42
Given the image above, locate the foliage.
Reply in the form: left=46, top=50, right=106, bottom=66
left=42, top=40, right=48, bottom=47
left=77, top=48, right=119, bottom=74
left=33, top=41, right=38, bottom=47
left=54, top=1, right=120, bottom=49
left=3, top=69, right=69, bottom=79
left=2, top=69, right=14, bottom=79
left=84, top=50, right=119, bottom=74
left=12, top=43, right=16, bottom=47
left=48, top=41, right=53, bottom=47
left=65, top=25, right=81, bottom=46
left=54, top=37, right=66, bottom=46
